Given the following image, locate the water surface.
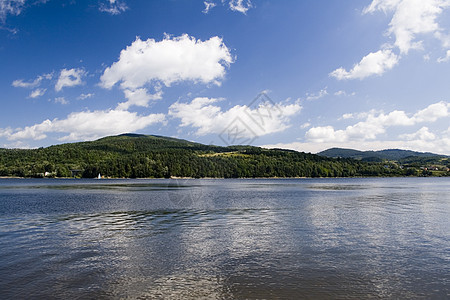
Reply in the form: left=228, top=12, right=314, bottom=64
left=0, top=178, right=449, bottom=299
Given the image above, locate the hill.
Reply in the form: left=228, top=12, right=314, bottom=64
left=1, top=134, right=448, bottom=178
left=318, top=147, right=448, bottom=161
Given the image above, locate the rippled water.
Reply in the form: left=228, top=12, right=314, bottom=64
left=0, top=178, right=449, bottom=299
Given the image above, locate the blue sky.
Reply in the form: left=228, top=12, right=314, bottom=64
left=1, top=0, right=450, bottom=154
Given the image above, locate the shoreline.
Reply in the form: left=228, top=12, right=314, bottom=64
left=0, top=175, right=446, bottom=180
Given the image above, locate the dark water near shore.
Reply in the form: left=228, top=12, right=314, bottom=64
left=0, top=178, right=448, bottom=299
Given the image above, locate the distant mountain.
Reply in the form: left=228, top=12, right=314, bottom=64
left=318, top=147, right=448, bottom=161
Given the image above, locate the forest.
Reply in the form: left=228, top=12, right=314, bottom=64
left=0, top=134, right=448, bottom=178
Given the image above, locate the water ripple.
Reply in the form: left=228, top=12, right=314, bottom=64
left=0, top=178, right=449, bottom=299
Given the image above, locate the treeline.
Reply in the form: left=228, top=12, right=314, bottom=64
left=0, top=134, right=447, bottom=178
left=80, top=150, right=402, bottom=178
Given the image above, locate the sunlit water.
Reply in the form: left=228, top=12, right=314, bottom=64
left=0, top=178, right=448, bottom=299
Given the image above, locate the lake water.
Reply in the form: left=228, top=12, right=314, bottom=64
left=0, top=177, right=448, bottom=299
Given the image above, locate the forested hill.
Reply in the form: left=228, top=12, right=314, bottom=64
left=0, top=134, right=447, bottom=178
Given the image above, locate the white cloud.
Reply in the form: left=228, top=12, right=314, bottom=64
left=99, top=0, right=128, bottom=15
left=100, top=34, right=233, bottom=110
left=12, top=73, right=52, bottom=88
left=1, top=0, right=51, bottom=22
left=305, top=101, right=450, bottom=143
left=413, top=101, right=450, bottom=122
left=100, top=34, right=233, bottom=90
left=437, top=49, right=450, bottom=62
left=29, top=88, right=46, bottom=98
left=203, top=1, right=217, bottom=14
left=13, top=78, right=41, bottom=88
left=200, top=0, right=252, bottom=14
left=363, top=0, right=402, bottom=13
left=334, top=90, right=356, bottom=97
left=0, top=0, right=26, bottom=21
left=229, top=0, right=252, bottom=14
left=332, top=0, right=450, bottom=80
left=55, top=68, right=86, bottom=92
left=0, top=127, right=12, bottom=138
left=265, top=122, right=450, bottom=155
left=117, top=88, right=162, bottom=110
left=1, top=0, right=125, bottom=21
left=341, top=113, right=354, bottom=120
left=56, top=110, right=165, bottom=141
left=330, top=49, right=399, bottom=80
left=54, top=97, right=68, bottom=105
left=169, top=97, right=222, bottom=135
left=169, top=96, right=301, bottom=138
left=8, top=119, right=53, bottom=141
left=77, top=93, right=94, bottom=100
left=400, top=126, right=436, bottom=141
left=364, top=0, right=450, bottom=54
left=341, top=110, right=380, bottom=120
left=4, top=109, right=165, bottom=142
left=305, top=88, right=328, bottom=101
left=305, top=126, right=348, bottom=143
left=300, top=122, right=311, bottom=129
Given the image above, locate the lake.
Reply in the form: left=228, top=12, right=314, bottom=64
left=0, top=178, right=448, bottom=299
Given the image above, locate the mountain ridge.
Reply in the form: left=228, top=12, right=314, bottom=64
left=318, top=147, right=448, bottom=161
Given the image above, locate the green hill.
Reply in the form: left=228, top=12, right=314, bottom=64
left=0, top=134, right=448, bottom=178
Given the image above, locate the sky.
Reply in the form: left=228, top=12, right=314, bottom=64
left=1, top=0, right=450, bottom=155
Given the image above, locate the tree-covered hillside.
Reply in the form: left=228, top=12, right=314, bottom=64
left=0, top=134, right=448, bottom=178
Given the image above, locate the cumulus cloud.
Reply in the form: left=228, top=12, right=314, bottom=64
left=364, top=0, right=450, bottom=54
left=100, top=34, right=233, bottom=90
left=99, top=0, right=128, bottom=15
left=305, top=101, right=450, bottom=143
left=413, top=101, right=450, bottom=122
left=330, top=49, right=399, bottom=80
left=55, top=68, right=86, bottom=92
left=169, top=96, right=301, bottom=139
left=117, top=88, right=163, bottom=110
left=331, top=0, right=450, bottom=80
left=4, top=109, right=165, bottom=142
left=400, top=126, right=436, bottom=141
left=29, top=88, right=46, bottom=98
left=100, top=34, right=233, bottom=109
left=305, top=126, right=346, bottom=143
